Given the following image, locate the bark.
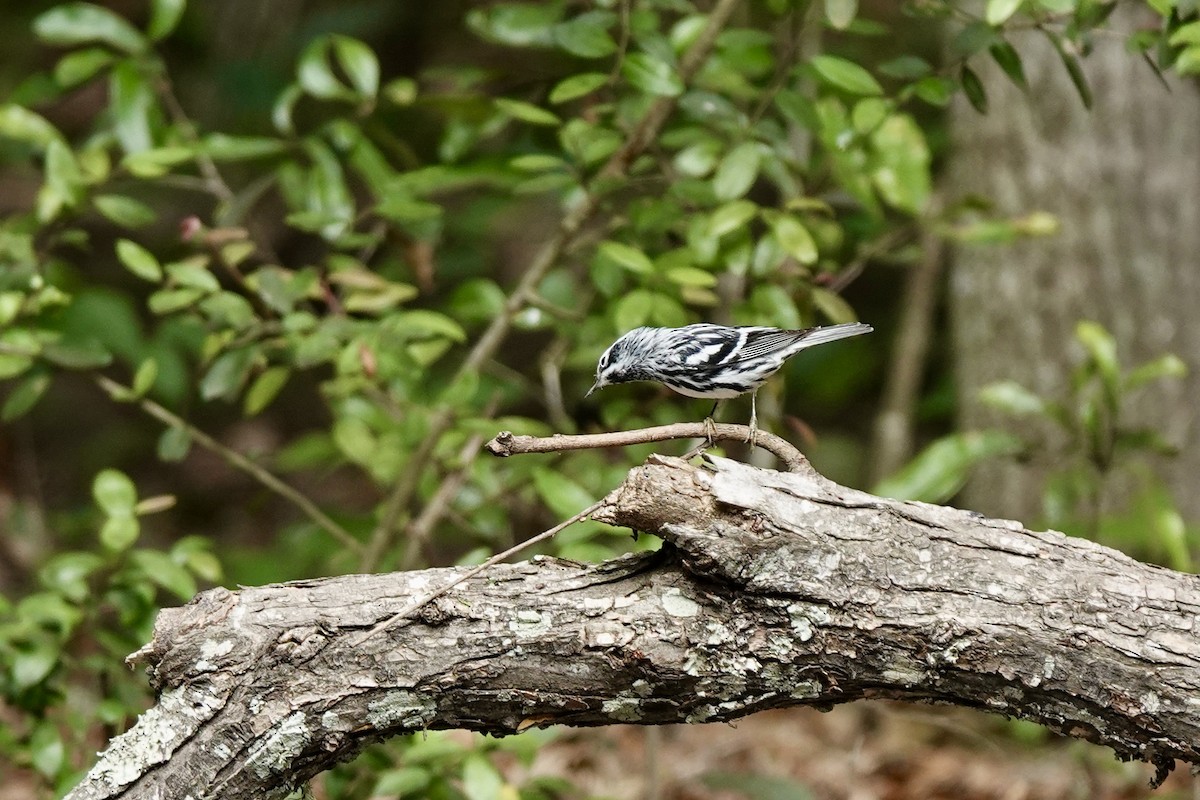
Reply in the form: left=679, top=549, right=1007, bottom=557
left=945, top=4, right=1200, bottom=521
left=67, top=455, right=1200, bottom=800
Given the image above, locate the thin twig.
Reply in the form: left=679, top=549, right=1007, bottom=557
left=486, top=425, right=812, bottom=474
left=348, top=498, right=606, bottom=646
left=359, top=0, right=744, bottom=571
left=869, top=216, right=945, bottom=484
left=95, top=375, right=362, bottom=554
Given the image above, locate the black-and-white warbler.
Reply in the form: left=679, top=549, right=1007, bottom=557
left=587, top=322, right=873, bottom=443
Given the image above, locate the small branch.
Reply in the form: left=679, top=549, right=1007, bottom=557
left=485, top=425, right=812, bottom=474
left=95, top=375, right=362, bottom=555
left=869, top=215, right=946, bottom=483
left=349, top=499, right=606, bottom=646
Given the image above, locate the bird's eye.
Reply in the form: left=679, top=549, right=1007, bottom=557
left=598, top=351, right=610, bottom=369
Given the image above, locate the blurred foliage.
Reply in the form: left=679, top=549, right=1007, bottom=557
left=879, top=321, right=1194, bottom=570
left=0, top=0, right=1197, bottom=796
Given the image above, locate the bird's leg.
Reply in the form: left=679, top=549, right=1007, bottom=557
left=704, top=400, right=720, bottom=446
left=747, top=391, right=759, bottom=449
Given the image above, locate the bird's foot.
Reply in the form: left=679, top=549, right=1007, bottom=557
left=703, top=416, right=718, bottom=447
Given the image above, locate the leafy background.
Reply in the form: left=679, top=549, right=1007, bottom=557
left=0, top=0, right=1197, bottom=798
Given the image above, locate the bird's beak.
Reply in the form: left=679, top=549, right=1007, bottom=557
left=585, top=381, right=600, bottom=398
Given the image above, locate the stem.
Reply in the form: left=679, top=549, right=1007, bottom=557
left=348, top=498, right=607, bottom=646
left=486, top=424, right=812, bottom=474
left=95, top=375, right=362, bottom=555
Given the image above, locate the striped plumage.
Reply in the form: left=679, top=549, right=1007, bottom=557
left=587, top=322, right=873, bottom=439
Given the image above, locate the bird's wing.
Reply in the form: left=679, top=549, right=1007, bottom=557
left=728, top=327, right=816, bottom=362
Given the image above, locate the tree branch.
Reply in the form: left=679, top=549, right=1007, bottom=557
left=67, top=455, right=1200, bottom=799
left=485, top=425, right=812, bottom=474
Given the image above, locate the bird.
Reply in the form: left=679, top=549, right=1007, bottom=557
left=586, top=322, right=873, bottom=446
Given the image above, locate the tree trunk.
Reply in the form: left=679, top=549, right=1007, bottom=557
left=66, top=455, right=1200, bottom=800
left=945, top=5, right=1200, bottom=522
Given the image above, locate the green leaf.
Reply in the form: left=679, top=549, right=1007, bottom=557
left=665, top=266, right=717, bottom=287
left=166, top=259, right=220, bottom=292
left=622, top=52, right=684, bottom=97
left=811, top=287, right=857, bottom=324
left=824, top=0, right=858, bottom=29
left=148, top=287, right=204, bottom=314
left=200, top=348, right=257, bottom=401
left=462, top=754, right=505, bottom=800
left=614, top=289, right=656, bottom=330
left=343, top=283, right=419, bottom=314
left=272, top=83, right=302, bottom=134
left=13, top=646, right=59, bottom=692
left=913, top=76, right=955, bottom=106
left=986, top=0, right=1023, bottom=26
left=960, top=65, right=988, bottom=113
left=549, top=72, right=608, bottom=104
left=1169, top=21, right=1200, bottom=47
left=597, top=240, right=654, bottom=274
left=42, top=341, right=112, bottom=369
left=533, top=467, right=596, bottom=518
left=374, top=767, right=432, bottom=797
left=34, top=3, right=147, bottom=54
left=244, top=366, right=290, bottom=415
left=870, top=114, right=931, bottom=214
left=94, top=194, right=157, bottom=228
left=874, top=431, right=1023, bottom=504
left=979, top=380, right=1047, bottom=417
left=707, top=200, right=758, bottom=238
left=0, top=104, right=61, bottom=148
left=29, top=721, right=65, bottom=780
left=1055, top=45, right=1093, bottom=109
left=40, top=139, right=84, bottom=220
left=1125, top=353, right=1187, bottom=391
left=133, top=358, right=158, bottom=397
left=298, top=37, right=351, bottom=100
left=771, top=216, right=818, bottom=265
left=100, top=516, right=140, bottom=552
left=810, top=54, right=883, bottom=96
left=1075, top=320, right=1120, bottom=397
left=466, top=3, right=563, bottom=47
left=109, top=60, right=155, bottom=154
left=989, top=41, right=1027, bottom=88
left=673, top=139, right=722, bottom=177
left=38, top=552, right=104, bottom=602
left=2, top=371, right=51, bottom=421
left=553, top=11, right=617, bottom=58
left=116, top=238, right=162, bottom=281
left=879, top=56, right=931, bottom=80
left=157, top=427, right=191, bottom=461
left=54, top=47, right=114, bottom=88
left=510, top=154, right=568, bottom=172
left=130, top=550, right=196, bottom=600
left=333, top=35, right=380, bottom=100
left=122, top=146, right=194, bottom=177
left=712, top=142, right=761, bottom=201
left=148, top=0, right=186, bottom=40
left=495, top=98, right=560, bottom=126
left=202, top=133, right=286, bottom=161
left=94, top=468, right=137, bottom=515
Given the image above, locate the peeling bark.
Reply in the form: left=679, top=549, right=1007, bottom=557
left=67, top=456, right=1200, bottom=800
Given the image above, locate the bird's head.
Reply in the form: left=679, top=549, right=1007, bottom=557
left=586, top=328, right=650, bottom=397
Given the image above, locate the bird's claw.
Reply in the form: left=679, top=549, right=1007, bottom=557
left=703, top=416, right=718, bottom=447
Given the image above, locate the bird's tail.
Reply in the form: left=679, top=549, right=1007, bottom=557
left=797, top=321, right=873, bottom=348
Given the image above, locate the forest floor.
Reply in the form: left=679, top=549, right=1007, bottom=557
left=511, top=703, right=1196, bottom=800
